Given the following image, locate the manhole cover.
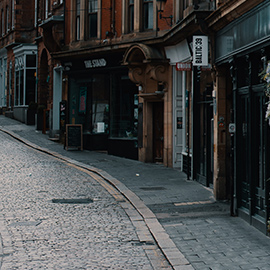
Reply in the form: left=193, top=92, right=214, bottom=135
left=9, top=221, right=42, bottom=227
left=52, top=198, right=93, bottom=204
left=131, top=241, right=155, bottom=246
left=140, top=187, right=166, bottom=191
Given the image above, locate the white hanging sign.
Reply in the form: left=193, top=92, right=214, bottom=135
left=193, top=36, right=208, bottom=66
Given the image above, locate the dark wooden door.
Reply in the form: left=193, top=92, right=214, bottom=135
left=153, top=102, right=164, bottom=163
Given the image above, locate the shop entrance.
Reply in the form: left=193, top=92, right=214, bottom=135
left=196, top=86, right=214, bottom=187
left=236, top=86, right=270, bottom=232
left=153, top=102, right=164, bottom=163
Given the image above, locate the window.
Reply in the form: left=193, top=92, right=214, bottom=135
left=2, top=9, right=4, bottom=36
left=9, top=61, right=12, bottom=107
left=45, top=0, right=50, bottom=19
left=143, top=0, right=153, bottom=30
left=88, top=0, right=97, bottom=38
left=14, top=52, right=37, bottom=106
left=76, top=0, right=80, bottom=40
left=111, top=74, right=138, bottom=138
left=11, top=0, right=14, bottom=29
left=6, top=6, right=9, bottom=32
left=128, top=0, right=134, bottom=32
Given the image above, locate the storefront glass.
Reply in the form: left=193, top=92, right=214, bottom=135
left=110, top=74, right=138, bottom=138
left=69, top=72, right=137, bottom=138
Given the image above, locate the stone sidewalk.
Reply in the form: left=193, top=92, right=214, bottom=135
left=1, top=115, right=270, bottom=270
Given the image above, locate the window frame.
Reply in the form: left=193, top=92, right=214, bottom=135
left=142, top=0, right=153, bottom=30
left=87, top=0, right=98, bottom=38
left=128, top=0, right=134, bottom=33
left=76, top=0, right=81, bottom=40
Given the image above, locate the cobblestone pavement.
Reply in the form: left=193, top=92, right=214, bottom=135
left=0, top=131, right=171, bottom=270
left=1, top=116, right=270, bottom=270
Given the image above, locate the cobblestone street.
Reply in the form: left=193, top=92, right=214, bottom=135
left=0, top=131, right=171, bottom=270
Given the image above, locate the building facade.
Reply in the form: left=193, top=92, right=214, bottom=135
left=1, top=0, right=269, bottom=234
left=207, top=0, right=270, bottom=233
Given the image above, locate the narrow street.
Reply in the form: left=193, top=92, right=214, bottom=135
left=0, top=131, right=171, bottom=270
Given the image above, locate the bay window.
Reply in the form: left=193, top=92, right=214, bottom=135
left=14, top=46, right=37, bottom=107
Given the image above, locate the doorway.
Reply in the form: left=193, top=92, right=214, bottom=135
left=236, top=86, right=269, bottom=232
left=153, top=102, right=164, bottom=163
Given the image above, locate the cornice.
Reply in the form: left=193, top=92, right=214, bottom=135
left=205, top=0, right=266, bottom=32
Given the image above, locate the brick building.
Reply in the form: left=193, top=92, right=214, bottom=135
left=0, top=0, right=37, bottom=122
left=1, top=0, right=269, bottom=234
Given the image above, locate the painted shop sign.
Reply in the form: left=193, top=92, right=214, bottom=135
left=193, top=36, right=208, bottom=66
left=176, top=62, right=192, bottom=71
left=84, top=58, right=107, bottom=68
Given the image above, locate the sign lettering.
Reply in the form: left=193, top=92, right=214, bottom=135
left=193, top=36, right=208, bottom=66
left=84, top=58, right=107, bottom=68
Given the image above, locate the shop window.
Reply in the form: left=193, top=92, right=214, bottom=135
left=143, top=0, right=153, bottom=30
left=9, top=61, right=12, bottom=107
left=128, top=0, right=134, bottom=32
left=110, top=74, right=138, bottom=138
left=0, top=58, right=7, bottom=107
left=91, top=75, right=109, bottom=134
left=237, top=56, right=250, bottom=88
left=14, top=53, right=37, bottom=106
left=251, top=51, right=265, bottom=85
left=88, top=0, right=98, bottom=38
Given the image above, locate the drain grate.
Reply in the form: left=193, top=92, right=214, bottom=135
left=52, top=198, right=93, bottom=204
left=140, top=187, right=166, bottom=191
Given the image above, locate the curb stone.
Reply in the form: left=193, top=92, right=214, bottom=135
left=0, top=126, right=194, bottom=270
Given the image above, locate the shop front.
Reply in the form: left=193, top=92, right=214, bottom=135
left=63, top=52, right=138, bottom=160
left=122, top=43, right=172, bottom=167
left=215, top=2, right=270, bottom=233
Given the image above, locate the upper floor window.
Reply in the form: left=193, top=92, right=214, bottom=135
left=88, top=0, right=98, bottom=38
left=76, top=0, right=80, bottom=40
left=128, top=0, right=134, bottom=32
left=45, top=0, right=51, bottom=19
left=1, top=9, right=4, bottom=36
left=11, top=0, right=14, bottom=29
left=143, top=0, right=153, bottom=30
left=6, top=6, right=9, bottom=32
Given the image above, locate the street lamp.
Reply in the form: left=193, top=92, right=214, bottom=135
left=156, top=0, right=173, bottom=27
left=156, top=0, right=167, bottom=13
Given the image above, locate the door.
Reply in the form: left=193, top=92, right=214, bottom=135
left=236, top=86, right=269, bottom=232
left=252, top=90, right=267, bottom=228
left=237, top=91, right=250, bottom=213
left=153, top=102, right=164, bottom=163
left=173, top=69, right=184, bottom=168
left=196, top=86, right=213, bottom=186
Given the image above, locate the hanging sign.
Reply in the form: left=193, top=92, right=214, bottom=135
left=176, top=62, right=192, bottom=71
left=193, top=36, right=208, bottom=66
